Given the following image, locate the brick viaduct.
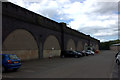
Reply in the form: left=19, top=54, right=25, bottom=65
left=2, top=2, right=100, bottom=60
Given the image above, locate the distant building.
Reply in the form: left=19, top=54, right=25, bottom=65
left=110, top=43, right=120, bottom=51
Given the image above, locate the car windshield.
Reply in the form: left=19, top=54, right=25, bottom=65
left=9, top=55, right=19, bottom=60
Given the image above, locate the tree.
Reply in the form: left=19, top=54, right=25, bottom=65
left=100, top=39, right=120, bottom=50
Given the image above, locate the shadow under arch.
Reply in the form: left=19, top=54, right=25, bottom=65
left=43, top=35, right=61, bottom=58
left=2, top=29, right=39, bottom=60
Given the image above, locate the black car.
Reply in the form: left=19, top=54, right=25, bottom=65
left=60, top=50, right=82, bottom=58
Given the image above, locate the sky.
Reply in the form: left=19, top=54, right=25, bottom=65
left=7, top=0, right=119, bottom=42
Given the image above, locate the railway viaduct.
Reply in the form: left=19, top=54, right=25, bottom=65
left=2, top=2, right=100, bottom=60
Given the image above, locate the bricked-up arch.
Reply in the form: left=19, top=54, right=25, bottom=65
left=84, top=43, right=88, bottom=50
left=67, top=39, right=76, bottom=50
left=43, top=35, right=61, bottom=58
left=93, top=44, right=96, bottom=50
left=96, top=44, right=99, bottom=50
left=2, top=29, right=38, bottom=60
left=77, top=41, right=83, bottom=51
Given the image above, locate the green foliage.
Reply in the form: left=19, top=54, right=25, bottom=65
left=37, top=15, right=43, bottom=24
left=100, top=42, right=110, bottom=50
left=100, top=39, right=120, bottom=50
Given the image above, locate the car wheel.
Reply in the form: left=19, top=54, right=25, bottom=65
left=61, top=55, right=65, bottom=58
left=75, top=55, right=78, bottom=58
left=116, top=59, right=120, bottom=65
left=2, top=66, right=5, bottom=73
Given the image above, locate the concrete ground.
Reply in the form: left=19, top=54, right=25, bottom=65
left=118, top=66, right=120, bottom=80
left=2, top=50, right=117, bottom=78
left=112, top=59, right=120, bottom=79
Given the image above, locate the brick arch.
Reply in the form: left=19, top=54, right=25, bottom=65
left=67, top=39, right=76, bottom=50
left=92, top=44, right=96, bottom=50
left=84, top=43, right=88, bottom=50
left=2, top=29, right=38, bottom=60
left=43, top=35, right=61, bottom=58
left=95, top=44, right=99, bottom=50
left=77, top=41, right=83, bottom=51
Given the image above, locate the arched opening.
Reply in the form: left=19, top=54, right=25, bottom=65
left=77, top=41, right=83, bottom=51
left=84, top=43, right=88, bottom=51
left=2, top=29, right=38, bottom=60
left=93, top=44, right=96, bottom=50
left=43, top=35, right=61, bottom=58
left=90, top=44, right=94, bottom=50
left=67, top=39, right=76, bottom=50
left=96, top=44, right=99, bottom=50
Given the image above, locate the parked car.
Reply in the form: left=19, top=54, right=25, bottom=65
left=61, top=50, right=82, bottom=58
left=94, top=50, right=99, bottom=54
left=86, top=50, right=94, bottom=55
left=116, top=51, right=120, bottom=65
left=75, top=51, right=83, bottom=57
left=82, top=50, right=89, bottom=56
left=2, top=54, right=21, bottom=72
left=76, top=51, right=85, bottom=57
left=115, top=51, right=119, bottom=58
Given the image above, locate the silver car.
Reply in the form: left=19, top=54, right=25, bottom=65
left=86, top=50, right=94, bottom=55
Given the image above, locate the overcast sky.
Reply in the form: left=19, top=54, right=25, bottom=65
left=8, top=0, right=119, bottom=42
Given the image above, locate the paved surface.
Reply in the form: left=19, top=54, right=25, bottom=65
left=111, top=60, right=120, bottom=79
left=117, top=66, right=120, bottom=79
left=2, top=50, right=117, bottom=78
